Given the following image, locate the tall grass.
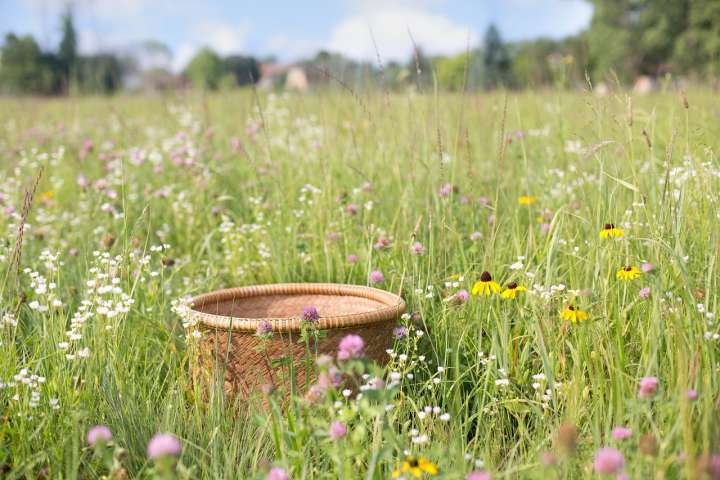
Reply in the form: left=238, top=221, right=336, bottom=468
left=0, top=87, right=718, bottom=479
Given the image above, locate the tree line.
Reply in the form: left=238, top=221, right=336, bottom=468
left=1, top=1, right=718, bottom=95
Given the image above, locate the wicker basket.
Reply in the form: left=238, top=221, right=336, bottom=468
left=185, top=283, right=405, bottom=400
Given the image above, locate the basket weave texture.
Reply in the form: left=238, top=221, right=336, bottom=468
left=187, top=283, right=405, bottom=399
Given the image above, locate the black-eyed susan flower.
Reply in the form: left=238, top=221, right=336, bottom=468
left=518, top=195, right=537, bottom=205
left=560, top=305, right=589, bottom=323
left=599, top=223, right=624, bottom=238
left=471, top=271, right=501, bottom=296
left=501, top=282, right=527, bottom=299
left=392, top=456, right=438, bottom=478
left=616, top=265, right=641, bottom=281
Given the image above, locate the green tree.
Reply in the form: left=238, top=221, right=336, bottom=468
left=58, top=7, right=78, bottom=91
left=0, top=34, right=59, bottom=94
left=77, top=54, right=123, bottom=94
left=223, top=55, right=260, bottom=86
left=185, top=48, right=224, bottom=90
left=673, top=0, right=720, bottom=78
left=407, top=47, right=432, bottom=90
left=586, top=0, right=694, bottom=82
left=634, top=0, right=689, bottom=75
left=482, top=24, right=512, bottom=89
left=586, top=1, right=638, bottom=83
left=436, top=53, right=472, bottom=92
left=512, top=39, right=557, bottom=88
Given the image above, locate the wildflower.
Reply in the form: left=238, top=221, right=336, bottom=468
left=301, top=306, right=319, bottom=323
left=687, top=389, right=698, bottom=401
left=347, top=254, right=358, bottom=264
left=392, top=456, right=438, bottom=478
left=329, top=421, right=348, bottom=440
left=467, top=471, right=491, bottom=480
left=638, top=376, right=658, bottom=399
left=39, top=190, right=54, bottom=202
left=698, top=454, right=720, bottom=479
left=501, top=282, right=526, bottom=300
left=540, top=223, right=551, bottom=235
left=616, top=266, right=641, bottom=281
left=518, top=195, right=537, bottom=205
left=393, top=326, right=408, bottom=339
left=256, top=320, right=272, bottom=336
left=612, top=427, right=632, bottom=440
left=641, top=262, right=654, bottom=273
left=639, top=287, right=651, bottom=299
left=87, top=425, right=112, bottom=446
left=471, top=272, right=501, bottom=296
left=411, top=242, right=425, bottom=255
left=599, top=223, right=624, bottom=238
left=593, top=447, right=624, bottom=475
left=560, top=305, right=588, bottom=324
left=374, top=236, right=391, bottom=250
left=266, top=467, right=290, bottom=480
left=147, top=433, right=182, bottom=460
left=540, top=451, right=556, bottom=467
left=346, top=204, right=358, bottom=215
left=369, top=270, right=384, bottom=284
left=470, top=231, right=482, bottom=241
left=449, top=289, right=470, bottom=304
left=337, top=334, right=365, bottom=360
left=438, top=183, right=453, bottom=197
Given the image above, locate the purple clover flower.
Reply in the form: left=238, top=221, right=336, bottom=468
left=337, top=334, right=365, bottom=360
left=302, top=306, right=319, bottom=323
left=87, top=425, right=112, bottom=446
left=147, top=433, right=182, bottom=460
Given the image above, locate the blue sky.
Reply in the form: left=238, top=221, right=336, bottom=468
left=1, top=0, right=594, bottom=70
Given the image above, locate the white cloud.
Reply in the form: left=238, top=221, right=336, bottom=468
left=172, top=43, right=196, bottom=72
left=328, top=4, right=477, bottom=62
left=196, top=21, right=251, bottom=56
left=264, top=34, right=322, bottom=61
left=170, top=21, right=250, bottom=72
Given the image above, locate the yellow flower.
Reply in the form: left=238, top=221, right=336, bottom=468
left=39, top=190, right=54, bottom=202
left=392, top=456, right=438, bottom=478
left=471, top=271, right=501, bottom=296
left=616, top=265, right=641, bottom=280
left=560, top=305, right=589, bottom=324
left=599, top=223, right=624, bottom=238
left=501, top=282, right=526, bottom=299
left=518, top=195, right=537, bottom=205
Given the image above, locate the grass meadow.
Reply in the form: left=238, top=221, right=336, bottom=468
left=0, top=87, right=719, bottom=479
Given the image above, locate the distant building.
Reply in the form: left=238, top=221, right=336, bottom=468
left=259, top=63, right=309, bottom=92
left=633, top=76, right=656, bottom=95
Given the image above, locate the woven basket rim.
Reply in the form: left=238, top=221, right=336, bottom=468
left=187, top=282, right=405, bottom=332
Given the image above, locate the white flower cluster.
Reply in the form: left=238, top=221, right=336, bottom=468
left=0, top=368, right=58, bottom=418
left=24, top=250, right=63, bottom=312
left=529, top=282, right=567, bottom=303
left=59, top=251, right=134, bottom=360
left=252, top=93, right=324, bottom=156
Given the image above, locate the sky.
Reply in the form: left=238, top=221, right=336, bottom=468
left=0, top=0, right=594, bottom=71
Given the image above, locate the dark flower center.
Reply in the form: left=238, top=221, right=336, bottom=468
left=568, top=305, right=575, bottom=311
left=507, top=282, right=518, bottom=289
left=604, top=223, right=614, bottom=230
left=408, top=458, right=419, bottom=468
left=624, top=266, right=632, bottom=271
left=480, top=271, right=492, bottom=282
